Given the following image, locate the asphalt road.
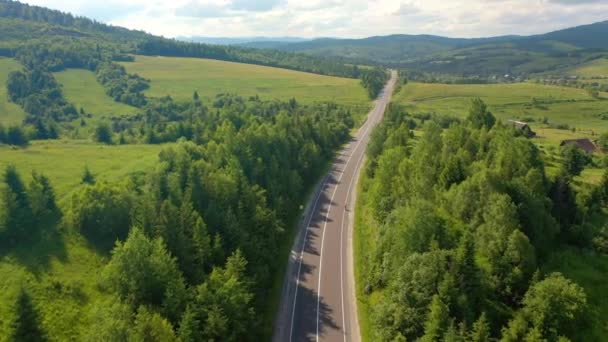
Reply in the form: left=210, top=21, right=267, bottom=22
left=273, top=71, right=397, bottom=342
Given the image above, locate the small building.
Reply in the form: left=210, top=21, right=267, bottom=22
left=508, top=120, right=536, bottom=138
left=560, top=138, right=597, bottom=153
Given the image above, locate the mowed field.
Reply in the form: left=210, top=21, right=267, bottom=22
left=54, top=69, right=138, bottom=123
left=0, top=140, right=167, bottom=202
left=395, top=82, right=608, bottom=144
left=120, top=55, right=369, bottom=109
left=0, top=57, right=26, bottom=125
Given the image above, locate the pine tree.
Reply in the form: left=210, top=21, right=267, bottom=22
left=178, top=306, right=202, bottom=342
left=1, top=166, right=33, bottom=242
left=81, top=165, right=95, bottom=185
left=420, top=295, right=450, bottom=342
left=0, top=123, right=6, bottom=143
left=454, top=231, right=482, bottom=322
left=29, top=171, right=60, bottom=227
left=470, top=313, right=491, bottom=342
left=443, top=320, right=464, bottom=342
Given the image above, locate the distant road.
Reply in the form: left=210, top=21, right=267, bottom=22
left=273, top=71, right=397, bottom=342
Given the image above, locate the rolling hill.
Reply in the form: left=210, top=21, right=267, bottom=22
left=245, top=21, right=608, bottom=77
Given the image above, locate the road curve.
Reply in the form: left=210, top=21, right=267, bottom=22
left=273, top=71, right=397, bottom=342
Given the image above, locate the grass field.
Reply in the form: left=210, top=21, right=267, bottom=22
left=566, top=58, right=608, bottom=78
left=0, top=57, right=26, bottom=125
left=120, top=56, right=370, bottom=110
left=395, top=82, right=608, bottom=144
left=0, top=140, right=167, bottom=202
left=54, top=69, right=137, bottom=126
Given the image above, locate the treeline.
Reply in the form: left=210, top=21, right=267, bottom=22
left=0, top=95, right=355, bottom=340
left=6, top=65, right=77, bottom=131
left=96, top=61, right=149, bottom=107
left=0, top=0, right=150, bottom=43
left=0, top=0, right=378, bottom=81
left=0, top=123, right=29, bottom=146
left=94, top=93, right=354, bottom=149
left=5, top=39, right=149, bottom=138
left=136, top=38, right=366, bottom=79
left=400, top=69, right=509, bottom=84
left=533, top=77, right=608, bottom=98
left=361, top=67, right=389, bottom=98
left=358, top=100, right=605, bottom=341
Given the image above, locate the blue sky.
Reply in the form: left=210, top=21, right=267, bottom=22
left=21, top=0, right=608, bottom=38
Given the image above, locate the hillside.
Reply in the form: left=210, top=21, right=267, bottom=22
left=119, top=56, right=368, bottom=110
left=248, top=21, right=608, bottom=77
left=0, top=0, right=364, bottom=79
left=245, top=34, right=519, bottom=65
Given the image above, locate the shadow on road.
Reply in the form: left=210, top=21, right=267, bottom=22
left=292, top=286, right=340, bottom=342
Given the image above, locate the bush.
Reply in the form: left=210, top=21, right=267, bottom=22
left=94, top=123, right=113, bottom=144
left=69, top=182, right=132, bottom=249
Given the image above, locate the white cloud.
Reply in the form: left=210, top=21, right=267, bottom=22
left=19, top=0, right=608, bottom=38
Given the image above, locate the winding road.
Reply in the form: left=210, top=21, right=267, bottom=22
left=273, top=71, right=397, bottom=342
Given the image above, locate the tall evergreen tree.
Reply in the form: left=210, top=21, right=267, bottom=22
left=1, top=166, right=34, bottom=243
left=420, top=295, right=450, bottom=342
left=467, top=98, right=495, bottom=130
left=470, top=313, right=491, bottom=342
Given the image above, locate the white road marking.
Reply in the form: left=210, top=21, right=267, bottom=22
left=289, top=175, right=329, bottom=342
left=340, top=131, right=371, bottom=342
left=316, top=93, right=386, bottom=341
left=288, top=73, right=395, bottom=342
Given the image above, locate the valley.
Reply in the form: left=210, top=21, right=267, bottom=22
left=0, top=1, right=607, bottom=341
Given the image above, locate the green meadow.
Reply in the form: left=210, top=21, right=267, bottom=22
left=0, top=140, right=167, bottom=202
left=54, top=69, right=138, bottom=123
left=566, top=58, right=608, bottom=78
left=120, top=55, right=369, bottom=110
left=0, top=57, right=26, bottom=125
left=395, top=82, right=608, bottom=143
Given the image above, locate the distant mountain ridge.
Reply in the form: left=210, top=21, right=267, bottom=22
left=239, top=21, right=608, bottom=76
left=178, top=36, right=313, bottom=46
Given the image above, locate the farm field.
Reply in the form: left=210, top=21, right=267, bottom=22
left=120, top=55, right=370, bottom=110
left=566, top=58, right=608, bottom=78
left=0, top=57, right=26, bottom=125
left=395, top=82, right=608, bottom=144
left=54, top=69, right=138, bottom=125
left=0, top=140, right=167, bottom=202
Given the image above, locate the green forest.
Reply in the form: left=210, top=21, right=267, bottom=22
left=0, top=3, right=374, bottom=338
left=356, top=99, right=608, bottom=341
left=1, top=0, right=608, bottom=341
left=0, top=94, right=356, bottom=339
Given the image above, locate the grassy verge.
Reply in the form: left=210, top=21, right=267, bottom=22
left=353, top=165, right=376, bottom=342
